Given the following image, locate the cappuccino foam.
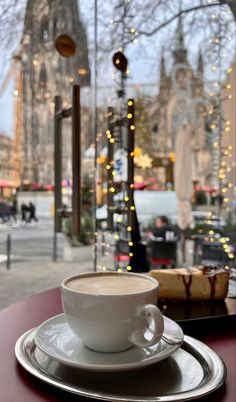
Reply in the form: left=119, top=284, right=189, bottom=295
left=66, top=274, right=155, bottom=295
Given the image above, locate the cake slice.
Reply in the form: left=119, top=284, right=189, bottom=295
left=149, top=267, right=229, bottom=301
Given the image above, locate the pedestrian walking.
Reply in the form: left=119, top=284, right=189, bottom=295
left=21, top=203, right=27, bottom=223
left=10, top=200, right=18, bottom=222
left=28, top=202, right=38, bottom=223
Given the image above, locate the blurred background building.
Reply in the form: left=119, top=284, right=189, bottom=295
left=0, top=133, right=15, bottom=198
left=147, top=18, right=213, bottom=189
left=20, top=0, right=90, bottom=185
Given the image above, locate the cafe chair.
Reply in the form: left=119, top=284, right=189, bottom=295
left=148, top=238, right=177, bottom=269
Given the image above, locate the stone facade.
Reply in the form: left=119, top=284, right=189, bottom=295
left=21, top=0, right=90, bottom=184
left=148, top=18, right=213, bottom=187
left=222, top=60, right=236, bottom=206
left=0, top=134, right=15, bottom=184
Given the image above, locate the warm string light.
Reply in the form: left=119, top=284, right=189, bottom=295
left=203, top=227, right=235, bottom=263
left=209, top=28, right=234, bottom=208
left=96, top=231, right=115, bottom=271
left=106, top=98, right=137, bottom=273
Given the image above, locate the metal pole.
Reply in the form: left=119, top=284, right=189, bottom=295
left=127, top=99, right=135, bottom=230
left=6, top=234, right=11, bottom=270
left=107, top=106, right=114, bottom=231
left=72, top=85, right=81, bottom=236
left=53, top=95, right=62, bottom=261
left=93, top=0, right=98, bottom=272
left=53, top=231, right=57, bottom=263
left=101, top=231, right=105, bottom=256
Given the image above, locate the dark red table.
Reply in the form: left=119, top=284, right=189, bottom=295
left=0, top=288, right=235, bottom=402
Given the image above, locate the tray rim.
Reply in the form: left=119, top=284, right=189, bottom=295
left=15, top=328, right=227, bottom=402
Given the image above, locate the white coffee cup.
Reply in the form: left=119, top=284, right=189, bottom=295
left=61, top=271, right=164, bottom=353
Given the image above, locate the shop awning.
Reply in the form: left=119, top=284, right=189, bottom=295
left=0, top=180, right=16, bottom=188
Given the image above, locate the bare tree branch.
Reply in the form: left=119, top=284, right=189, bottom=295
left=138, top=3, right=222, bottom=37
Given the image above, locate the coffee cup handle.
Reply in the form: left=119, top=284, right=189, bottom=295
left=130, top=304, right=164, bottom=348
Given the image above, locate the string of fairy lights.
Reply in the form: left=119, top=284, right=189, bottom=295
left=197, top=6, right=235, bottom=269
left=95, top=0, right=139, bottom=272
left=96, top=91, right=137, bottom=272
left=96, top=2, right=235, bottom=272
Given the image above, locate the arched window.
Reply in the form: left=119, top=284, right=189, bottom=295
left=39, top=63, right=47, bottom=88
left=33, top=114, right=39, bottom=145
left=53, top=17, right=58, bottom=38
left=40, top=18, right=49, bottom=43
left=53, top=13, right=66, bottom=38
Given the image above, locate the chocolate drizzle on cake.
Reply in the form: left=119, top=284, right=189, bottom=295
left=207, top=275, right=217, bottom=300
left=201, top=266, right=218, bottom=300
left=182, top=271, right=193, bottom=300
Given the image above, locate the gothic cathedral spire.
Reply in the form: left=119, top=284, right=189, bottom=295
left=173, top=15, right=188, bottom=65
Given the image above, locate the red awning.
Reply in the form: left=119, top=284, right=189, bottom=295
left=32, top=182, right=41, bottom=190
left=44, top=184, right=54, bottom=190
left=0, top=181, right=15, bottom=188
left=195, top=185, right=214, bottom=193
left=32, top=181, right=71, bottom=190
left=134, top=182, right=147, bottom=190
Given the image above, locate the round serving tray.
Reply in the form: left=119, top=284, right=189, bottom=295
left=15, top=328, right=226, bottom=402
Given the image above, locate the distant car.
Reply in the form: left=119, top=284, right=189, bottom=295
left=191, top=211, right=226, bottom=229
left=170, top=210, right=226, bottom=230
left=134, top=191, right=178, bottom=229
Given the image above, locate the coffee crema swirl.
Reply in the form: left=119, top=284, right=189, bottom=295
left=66, top=274, right=155, bottom=295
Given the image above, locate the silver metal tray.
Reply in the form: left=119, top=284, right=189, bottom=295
left=15, top=328, right=226, bottom=402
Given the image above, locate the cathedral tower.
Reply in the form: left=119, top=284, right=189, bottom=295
left=148, top=16, right=213, bottom=188
left=21, top=0, right=90, bottom=184
left=173, top=16, right=188, bottom=65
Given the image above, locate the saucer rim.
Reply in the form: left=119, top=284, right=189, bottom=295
left=34, top=313, right=183, bottom=372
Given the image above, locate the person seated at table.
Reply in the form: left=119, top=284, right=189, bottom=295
left=152, top=215, right=177, bottom=241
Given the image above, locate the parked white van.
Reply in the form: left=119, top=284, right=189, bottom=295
left=96, top=191, right=178, bottom=229
left=134, top=191, right=178, bottom=228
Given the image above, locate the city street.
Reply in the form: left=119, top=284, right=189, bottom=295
left=0, top=218, right=64, bottom=263
left=0, top=218, right=94, bottom=309
left=1, top=219, right=235, bottom=311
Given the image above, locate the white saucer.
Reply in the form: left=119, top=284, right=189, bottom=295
left=35, top=313, right=183, bottom=372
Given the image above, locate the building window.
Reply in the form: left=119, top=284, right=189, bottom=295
left=39, top=63, right=47, bottom=89
left=53, top=14, right=65, bottom=38
left=40, top=18, right=49, bottom=43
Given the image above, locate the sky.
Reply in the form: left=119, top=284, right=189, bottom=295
left=0, top=0, right=235, bottom=137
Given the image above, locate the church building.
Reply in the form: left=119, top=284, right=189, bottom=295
left=21, top=0, right=90, bottom=185
left=148, top=17, right=213, bottom=188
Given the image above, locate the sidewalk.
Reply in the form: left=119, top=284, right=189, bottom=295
left=0, top=246, right=94, bottom=310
